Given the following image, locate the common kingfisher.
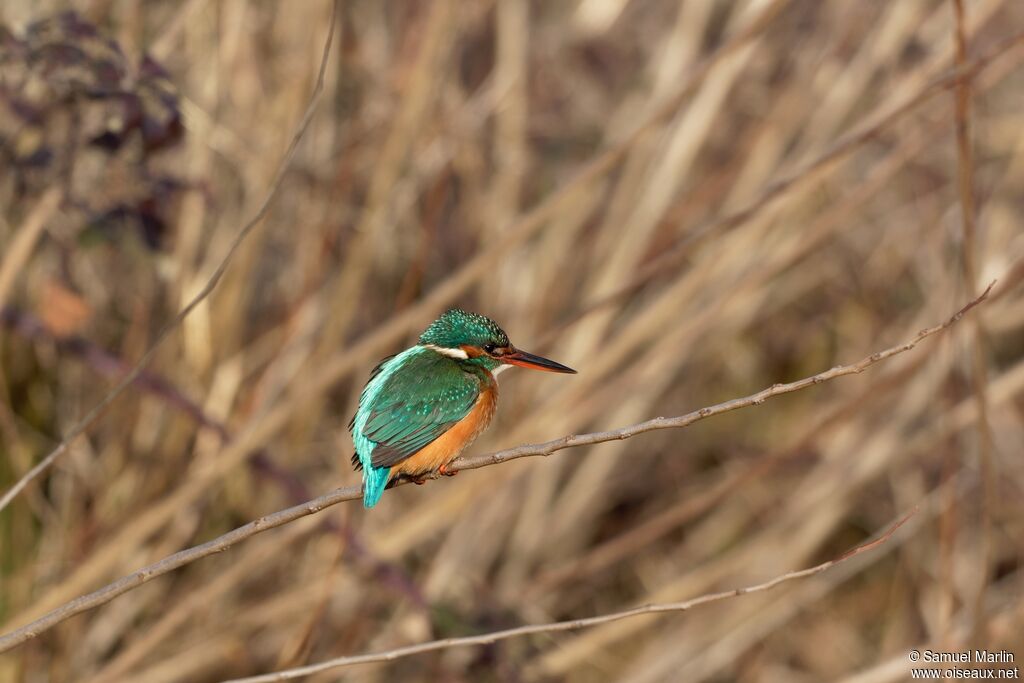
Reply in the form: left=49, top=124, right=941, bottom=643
left=350, top=309, right=576, bottom=508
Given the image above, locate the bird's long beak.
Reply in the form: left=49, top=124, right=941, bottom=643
left=502, top=348, right=577, bottom=374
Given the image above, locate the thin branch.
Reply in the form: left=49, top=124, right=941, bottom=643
left=452, top=282, right=993, bottom=474
left=222, top=510, right=915, bottom=682
left=0, top=285, right=992, bottom=654
left=0, top=0, right=340, bottom=514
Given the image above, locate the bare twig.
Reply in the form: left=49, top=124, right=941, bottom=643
left=0, top=285, right=991, bottom=654
left=221, top=510, right=916, bottom=682
left=452, top=282, right=993, bottom=474
left=0, top=0, right=339, bottom=514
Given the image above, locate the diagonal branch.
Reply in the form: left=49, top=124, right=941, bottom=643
left=0, top=284, right=992, bottom=654
left=222, top=511, right=916, bottom=682
left=0, top=0, right=340, bottom=514
left=451, top=281, right=993, bottom=473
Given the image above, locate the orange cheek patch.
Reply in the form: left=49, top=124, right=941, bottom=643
left=460, top=344, right=485, bottom=358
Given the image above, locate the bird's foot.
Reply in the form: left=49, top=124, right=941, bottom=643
left=438, top=463, right=458, bottom=477
left=408, top=474, right=428, bottom=485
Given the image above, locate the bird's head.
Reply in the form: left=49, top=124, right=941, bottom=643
left=419, top=309, right=576, bottom=374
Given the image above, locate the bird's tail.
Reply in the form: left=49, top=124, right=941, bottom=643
left=362, top=466, right=390, bottom=508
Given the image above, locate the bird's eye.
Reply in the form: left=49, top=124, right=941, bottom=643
left=483, top=343, right=497, bottom=354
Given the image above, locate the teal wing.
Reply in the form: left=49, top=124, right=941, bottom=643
left=353, top=349, right=480, bottom=469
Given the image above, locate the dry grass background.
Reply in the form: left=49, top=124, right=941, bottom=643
left=1, top=0, right=1023, bottom=681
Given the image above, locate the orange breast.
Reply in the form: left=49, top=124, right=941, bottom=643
left=391, top=385, right=498, bottom=478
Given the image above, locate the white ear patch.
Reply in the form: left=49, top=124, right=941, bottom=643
left=423, top=344, right=470, bottom=359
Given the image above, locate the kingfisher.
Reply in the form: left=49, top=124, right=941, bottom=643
left=350, top=309, right=576, bottom=508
